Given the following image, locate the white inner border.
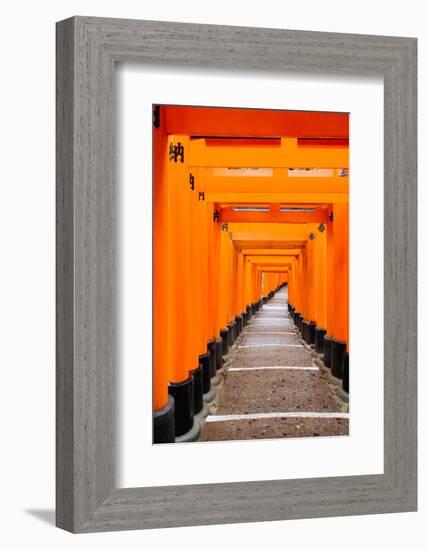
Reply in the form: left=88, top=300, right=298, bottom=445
left=116, top=65, right=384, bottom=488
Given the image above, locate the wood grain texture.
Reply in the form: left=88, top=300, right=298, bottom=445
left=56, top=16, right=417, bottom=532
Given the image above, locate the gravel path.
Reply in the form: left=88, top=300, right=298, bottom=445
left=199, top=288, right=349, bottom=442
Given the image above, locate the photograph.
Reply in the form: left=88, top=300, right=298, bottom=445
left=152, top=105, right=350, bottom=444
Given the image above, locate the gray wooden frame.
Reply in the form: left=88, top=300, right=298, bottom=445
left=56, top=16, right=417, bottom=533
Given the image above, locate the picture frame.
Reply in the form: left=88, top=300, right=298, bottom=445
left=56, top=16, right=417, bottom=533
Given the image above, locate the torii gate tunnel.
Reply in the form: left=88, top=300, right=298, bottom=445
left=153, top=105, right=349, bottom=443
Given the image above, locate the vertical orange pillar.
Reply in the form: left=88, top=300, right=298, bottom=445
left=288, top=263, right=294, bottom=305
left=218, top=225, right=231, bottom=354
left=305, top=230, right=318, bottom=347
left=301, top=244, right=309, bottom=321
left=229, top=236, right=236, bottom=322
left=289, top=262, right=294, bottom=306
left=231, top=246, right=242, bottom=336
left=251, top=263, right=257, bottom=304
left=153, top=121, right=174, bottom=443
left=236, top=250, right=245, bottom=314
left=326, top=207, right=335, bottom=337
left=332, top=204, right=349, bottom=345
left=307, top=234, right=318, bottom=323
left=224, top=230, right=233, bottom=326
left=293, top=252, right=305, bottom=333
left=196, top=189, right=209, bottom=354
left=197, top=187, right=217, bottom=399
left=316, top=225, right=328, bottom=329
left=212, top=209, right=221, bottom=337
left=187, top=170, right=207, bottom=415
left=204, top=199, right=220, bottom=379
left=330, top=203, right=349, bottom=380
left=225, top=232, right=238, bottom=345
left=211, top=213, right=223, bottom=370
left=324, top=206, right=335, bottom=368
left=295, top=254, right=303, bottom=315
left=206, top=200, right=216, bottom=339
left=188, top=172, right=200, bottom=370
left=244, top=257, right=252, bottom=308
left=165, top=135, right=196, bottom=439
left=313, top=223, right=328, bottom=353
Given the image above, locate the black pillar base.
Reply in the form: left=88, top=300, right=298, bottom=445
left=190, top=364, right=204, bottom=414
left=199, top=352, right=211, bottom=395
left=235, top=315, right=242, bottom=336
left=234, top=316, right=240, bottom=336
left=168, top=377, right=194, bottom=437
left=232, top=320, right=238, bottom=340
left=301, top=320, right=308, bottom=341
left=220, top=327, right=229, bottom=356
left=215, top=338, right=223, bottom=370
left=314, top=327, right=327, bottom=354
left=306, top=322, right=316, bottom=345
left=343, top=351, right=349, bottom=393
left=227, top=322, right=235, bottom=346
left=153, top=395, right=175, bottom=444
left=331, top=339, right=346, bottom=379
left=323, top=335, right=332, bottom=368
left=207, top=339, right=217, bottom=378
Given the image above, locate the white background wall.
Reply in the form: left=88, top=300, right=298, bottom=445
left=0, top=1, right=425, bottom=548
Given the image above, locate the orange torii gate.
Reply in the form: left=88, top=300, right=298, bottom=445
left=153, top=109, right=349, bottom=443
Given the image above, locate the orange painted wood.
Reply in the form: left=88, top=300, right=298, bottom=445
left=166, top=136, right=192, bottom=384
left=189, top=138, right=348, bottom=168
left=206, top=200, right=217, bottom=339
left=306, top=236, right=317, bottom=323
left=197, top=192, right=210, bottom=350
left=218, top=227, right=231, bottom=330
left=211, top=218, right=221, bottom=336
left=162, top=105, right=349, bottom=139
left=153, top=126, right=169, bottom=411
left=316, top=227, right=328, bottom=329
left=220, top=210, right=328, bottom=224
left=197, top=172, right=349, bottom=195
left=188, top=171, right=202, bottom=366
left=154, top=107, right=349, bottom=414
left=332, top=203, right=349, bottom=348
left=326, top=207, right=335, bottom=337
